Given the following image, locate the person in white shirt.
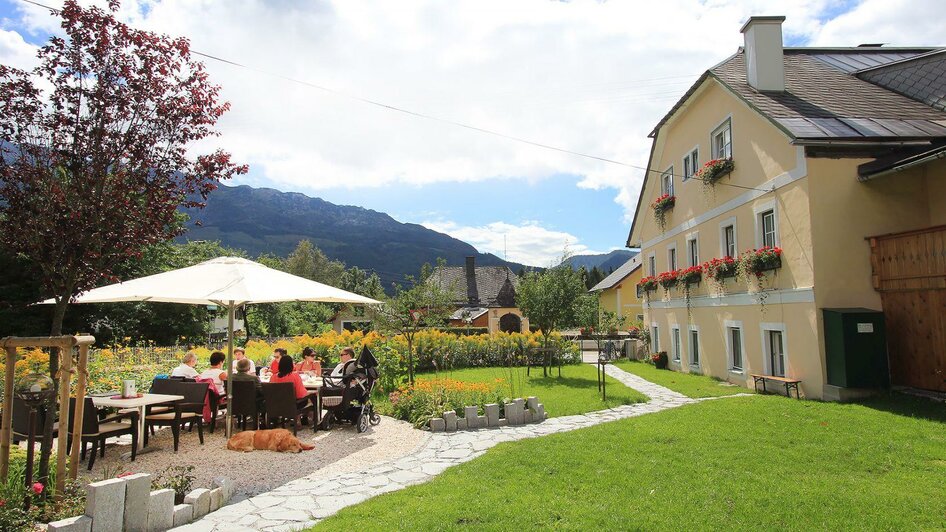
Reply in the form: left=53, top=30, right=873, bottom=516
left=199, top=351, right=227, bottom=395
left=170, top=351, right=200, bottom=379
left=330, top=347, right=356, bottom=377
left=232, top=348, right=256, bottom=374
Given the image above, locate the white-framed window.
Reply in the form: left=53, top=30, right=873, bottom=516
left=647, top=253, right=656, bottom=277
left=711, top=118, right=732, bottom=160
left=688, top=326, right=700, bottom=367
left=667, top=243, right=677, bottom=271
left=761, top=210, right=777, bottom=248
left=761, top=323, right=787, bottom=377
left=671, top=326, right=681, bottom=362
left=682, top=147, right=699, bottom=180
left=721, top=222, right=737, bottom=258
left=651, top=324, right=660, bottom=352
left=725, top=320, right=745, bottom=372
left=661, top=167, right=674, bottom=196
left=686, top=233, right=699, bottom=267
left=753, top=200, right=779, bottom=249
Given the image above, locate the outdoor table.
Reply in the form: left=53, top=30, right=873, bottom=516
left=92, top=393, right=184, bottom=451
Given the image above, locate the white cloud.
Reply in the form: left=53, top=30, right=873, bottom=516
left=422, top=219, right=605, bottom=267
left=3, top=0, right=944, bottom=225
left=0, top=28, right=38, bottom=70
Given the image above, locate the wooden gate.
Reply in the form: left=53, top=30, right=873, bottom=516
left=868, top=225, right=946, bottom=392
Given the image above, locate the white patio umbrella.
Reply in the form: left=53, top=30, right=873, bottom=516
left=40, top=256, right=380, bottom=435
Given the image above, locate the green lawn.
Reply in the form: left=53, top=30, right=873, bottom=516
left=378, top=364, right=648, bottom=418
left=614, top=359, right=751, bottom=398
left=315, top=393, right=946, bottom=530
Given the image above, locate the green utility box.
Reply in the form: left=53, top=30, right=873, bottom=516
left=822, top=308, right=889, bottom=388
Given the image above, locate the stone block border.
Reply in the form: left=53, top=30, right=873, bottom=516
left=46, top=474, right=233, bottom=532
left=430, top=396, right=547, bottom=432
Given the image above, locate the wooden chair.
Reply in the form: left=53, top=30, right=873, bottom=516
left=230, top=380, right=262, bottom=431
left=67, top=397, right=138, bottom=470
left=144, top=381, right=208, bottom=452
left=261, top=382, right=313, bottom=435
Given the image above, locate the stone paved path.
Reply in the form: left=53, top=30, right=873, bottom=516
left=175, top=364, right=695, bottom=532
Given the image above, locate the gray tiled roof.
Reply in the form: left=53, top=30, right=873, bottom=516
left=808, top=49, right=931, bottom=73
left=710, top=50, right=946, bottom=140
left=429, top=266, right=519, bottom=307
left=857, top=50, right=946, bottom=112
left=590, top=255, right=642, bottom=292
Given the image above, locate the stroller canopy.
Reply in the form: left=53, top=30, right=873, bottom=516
left=358, top=345, right=379, bottom=369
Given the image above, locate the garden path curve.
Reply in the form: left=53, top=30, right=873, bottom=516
left=174, top=365, right=694, bottom=532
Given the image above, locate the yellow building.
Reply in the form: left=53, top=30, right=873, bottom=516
left=627, top=16, right=946, bottom=399
left=590, top=254, right=644, bottom=323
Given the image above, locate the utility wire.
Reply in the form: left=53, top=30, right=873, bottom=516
left=15, top=0, right=773, bottom=193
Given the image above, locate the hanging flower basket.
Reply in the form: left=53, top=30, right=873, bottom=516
left=703, top=256, right=738, bottom=281
left=657, top=270, right=679, bottom=290
left=652, top=194, right=675, bottom=231
left=695, top=157, right=734, bottom=186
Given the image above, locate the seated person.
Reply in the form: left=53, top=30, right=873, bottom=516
left=170, top=351, right=200, bottom=379
left=232, top=347, right=256, bottom=374
left=199, top=351, right=228, bottom=395
left=267, top=348, right=288, bottom=375
left=231, top=358, right=261, bottom=389
left=295, top=347, right=321, bottom=374
left=269, top=354, right=310, bottom=402
left=330, top=347, right=357, bottom=377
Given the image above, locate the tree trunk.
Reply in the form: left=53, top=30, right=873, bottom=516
left=406, top=335, right=415, bottom=385
left=38, top=298, right=68, bottom=495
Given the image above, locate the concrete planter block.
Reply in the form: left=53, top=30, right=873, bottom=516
left=484, top=404, right=500, bottom=427
left=536, top=404, right=546, bottom=420
left=212, top=477, right=234, bottom=502
left=47, top=515, right=92, bottom=532
left=85, top=477, right=127, bottom=532
left=123, top=473, right=152, bottom=532
left=523, top=409, right=533, bottom=424
left=505, top=400, right=523, bottom=425
left=184, top=488, right=211, bottom=519
left=498, top=418, right=508, bottom=426
left=210, top=487, right=225, bottom=512
left=526, top=396, right=539, bottom=410
left=147, top=488, right=175, bottom=532
left=171, top=504, right=193, bottom=528
left=430, top=417, right=446, bottom=432
left=476, top=415, right=487, bottom=428
left=464, top=406, right=479, bottom=428
left=443, top=411, right=458, bottom=432
left=456, top=417, right=468, bottom=430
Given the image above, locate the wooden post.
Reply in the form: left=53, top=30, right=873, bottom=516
left=225, top=301, right=235, bottom=437
left=68, top=343, right=90, bottom=481
left=1, top=345, right=16, bottom=482
left=54, top=345, right=73, bottom=496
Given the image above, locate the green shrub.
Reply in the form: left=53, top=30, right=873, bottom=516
left=382, top=378, right=506, bottom=428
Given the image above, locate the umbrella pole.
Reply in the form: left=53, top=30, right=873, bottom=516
left=225, top=302, right=235, bottom=438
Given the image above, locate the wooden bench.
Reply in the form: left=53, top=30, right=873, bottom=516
left=750, top=374, right=801, bottom=399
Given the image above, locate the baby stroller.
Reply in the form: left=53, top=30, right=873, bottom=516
left=319, top=345, right=382, bottom=433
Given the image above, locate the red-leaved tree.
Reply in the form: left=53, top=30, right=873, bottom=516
left=0, top=0, right=246, bottom=487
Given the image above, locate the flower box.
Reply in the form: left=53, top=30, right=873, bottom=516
left=637, top=276, right=658, bottom=292
left=651, top=194, right=675, bottom=213
left=657, top=270, right=679, bottom=290
left=740, top=247, right=783, bottom=277
left=703, top=256, right=738, bottom=281
left=695, top=157, right=734, bottom=185
left=678, top=265, right=702, bottom=285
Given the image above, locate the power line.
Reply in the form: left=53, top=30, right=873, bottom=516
left=15, top=0, right=772, bottom=193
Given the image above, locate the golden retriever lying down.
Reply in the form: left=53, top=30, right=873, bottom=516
left=226, top=428, right=315, bottom=453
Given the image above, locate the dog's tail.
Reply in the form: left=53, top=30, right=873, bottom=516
left=300, top=442, right=315, bottom=451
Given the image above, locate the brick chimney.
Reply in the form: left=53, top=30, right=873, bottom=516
left=741, top=16, right=786, bottom=92
left=464, top=256, right=480, bottom=305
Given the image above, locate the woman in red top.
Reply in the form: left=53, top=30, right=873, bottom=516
left=269, top=354, right=309, bottom=401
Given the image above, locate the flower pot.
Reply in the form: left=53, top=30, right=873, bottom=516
left=652, top=351, right=669, bottom=369
left=757, top=256, right=782, bottom=272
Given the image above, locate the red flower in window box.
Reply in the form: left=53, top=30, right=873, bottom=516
left=651, top=194, right=675, bottom=212
left=657, top=270, right=679, bottom=290
left=740, top=246, right=783, bottom=277
left=703, top=256, right=738, bottom=281
left=637, top=276, right=658, bottom=292
left=678, top=265, right=703, bottom=285
left=695, top=157, right=734, bottom=185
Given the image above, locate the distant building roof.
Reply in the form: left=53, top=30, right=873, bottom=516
left=590, top=254, right=642, bottom=292
left=429, top=256, right=520, bottom=307
left=449, top=307, right=488, bottom=321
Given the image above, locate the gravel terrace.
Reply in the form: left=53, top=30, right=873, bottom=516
left=75, top=416, right=429, bottom=501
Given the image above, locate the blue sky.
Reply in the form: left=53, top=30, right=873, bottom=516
left=3, top=0, right=942, bottom=265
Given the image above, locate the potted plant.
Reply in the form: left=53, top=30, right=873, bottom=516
left=651, top=351, right=669, bottom=369
left=677, top=265, right=702, bottom=320
left=637, top=276, right=658, bottom=292
left=738, top=246, right=783, bottom=279
left=651, top=194, right=675, bottom=231
left=703, top=256, right=738, bottom=282
left=695, top=157, right=734, bottom=186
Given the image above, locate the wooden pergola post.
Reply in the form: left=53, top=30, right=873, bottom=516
left=0, top=335, right=95, bottom=496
